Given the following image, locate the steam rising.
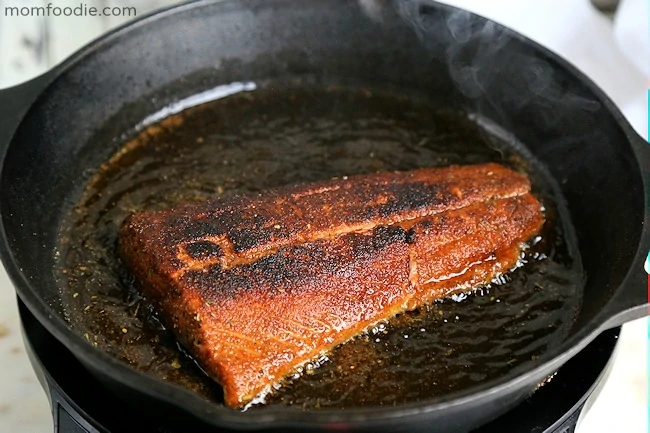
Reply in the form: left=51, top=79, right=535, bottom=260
left=358, top=0, right=601, bottom=131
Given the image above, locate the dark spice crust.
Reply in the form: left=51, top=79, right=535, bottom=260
left=118, top=163, right=544, bottom=407
left=120, top=162, right=530, bottom=274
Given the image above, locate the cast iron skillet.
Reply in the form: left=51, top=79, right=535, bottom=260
left=0, top=0, right=648, bottom=432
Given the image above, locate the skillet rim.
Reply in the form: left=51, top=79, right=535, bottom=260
left=0, top=0, right=647, bottom=428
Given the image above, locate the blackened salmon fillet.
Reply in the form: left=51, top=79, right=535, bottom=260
left=118, top=163, right=544, bottom=408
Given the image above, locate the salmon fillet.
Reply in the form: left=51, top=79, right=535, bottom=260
left=118, top=162, right=544, bottom=408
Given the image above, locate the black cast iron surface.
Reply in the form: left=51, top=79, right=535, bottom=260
left=0, top=0, right=647, bottom=432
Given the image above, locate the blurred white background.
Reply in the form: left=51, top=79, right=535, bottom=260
left=0, top=0, right=646, bottom=432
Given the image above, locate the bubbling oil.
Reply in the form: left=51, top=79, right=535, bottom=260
left=55, top=85, right=582, bottom=409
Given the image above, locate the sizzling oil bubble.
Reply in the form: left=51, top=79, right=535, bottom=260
left=55, top=85, right=582, bottom=409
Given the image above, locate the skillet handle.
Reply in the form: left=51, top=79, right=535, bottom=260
left=0, top=73, right=55, bottom=156
left=599, top=131, right=650, bottom=330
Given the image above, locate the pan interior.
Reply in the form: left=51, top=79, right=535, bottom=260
left=53, top=82, right=583, bottom=409
left=0, top=0, right=643, bottom=425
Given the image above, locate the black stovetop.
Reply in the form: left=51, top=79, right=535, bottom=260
left=18, top=301, right=620, bottom=433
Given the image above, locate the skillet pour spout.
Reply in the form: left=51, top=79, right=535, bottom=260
left=594, top=132, right=650, bottom=328
left=0, top=0, right=648, bottom=432
left=561, top=125, right=650, bottom=336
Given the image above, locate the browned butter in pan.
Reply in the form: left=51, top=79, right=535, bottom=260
left=55, top=85, right=582, bottom=409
